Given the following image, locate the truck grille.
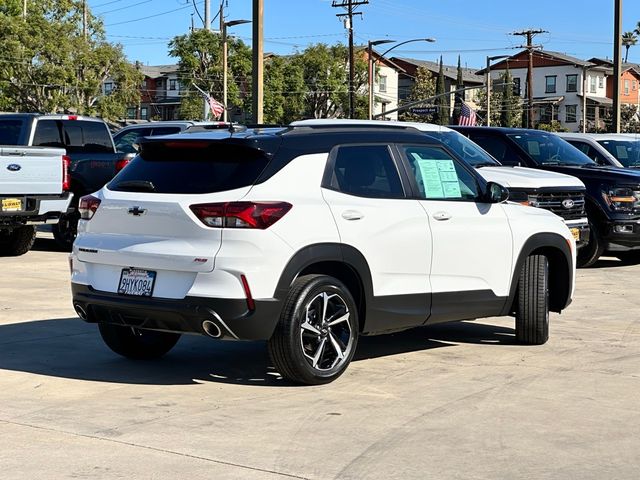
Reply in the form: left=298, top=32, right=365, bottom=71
left=534, top=192, right=586, bottom=220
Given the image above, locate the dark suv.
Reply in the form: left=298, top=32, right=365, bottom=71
left=453, top=127, right=640, bottom=266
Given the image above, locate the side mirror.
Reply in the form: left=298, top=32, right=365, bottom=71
left=484, top=181, right=509, bottom=203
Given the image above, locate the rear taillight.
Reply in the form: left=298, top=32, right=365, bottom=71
left=190, top=202, right=292, bottom=229
left=115, top=157, right=130, bottom=173
left=62, top=155, right=71, bottom=191
left=78, top=195, right=101, bottom=220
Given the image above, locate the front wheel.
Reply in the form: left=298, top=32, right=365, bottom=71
left=268, top=275, right=359, bottom=385
left=577, top=222, right=603, bottom=268
left=515, top=254, right=550, bottom=345
left=98, top=323, right=181, bottom=360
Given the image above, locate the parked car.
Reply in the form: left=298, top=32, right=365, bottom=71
left=557, top=133, right=640, bottom=169
left=403, top=123, right=589, bottom=248
left=452, top=126, right=640, bottom=266
left=0, top=114, right=132, bottom=249
left=0, top=142, right=72, bottom=255
left=113, top=121, right=230, bottom=154
left=71, top=120, right=576, bottom=385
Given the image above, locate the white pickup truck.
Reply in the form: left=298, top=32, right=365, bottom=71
left=0, top=146, right=73, bottom=256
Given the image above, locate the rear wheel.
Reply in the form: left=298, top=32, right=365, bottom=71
left=98, top=323, right=181, bottom=360
left=515, top=254, right=550, bottom=345
left=52, top=208, right=80, bottom=252
left=0, top=226, right=36, bottom=256
left=268, top=275, right=359, bottom=385
left=577, top=222, right=603, bottom=268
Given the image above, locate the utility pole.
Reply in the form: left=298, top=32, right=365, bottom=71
left=512, top=29, right=547, bottom=128
left=252, top=0, right=264, bottom=124
left=82, top=0, right=87, bottom=38
left=204, top=0, right=211, bottom=30
left=612, top=0, right=622, bottom=133
left=332, top=0, right=368, bottom=119
left=22, top=0, right=27, bottom=18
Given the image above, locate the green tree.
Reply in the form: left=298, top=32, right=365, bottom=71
left=499, top=68, right=522, bottom=128
left=434, top=56, right=449, bottom=125
left=399, top=66, right=436, bottom=122
left=0, top=0, right=141, bottom=120
left=264, top=55, right=306, bottom=124
left=451, top=56, right=464, bottom=124
left=474, top=88, right=501, bottom=126
left=168, top=29, right=251, bottom=120
left=623, top=31, right=638, bottom=63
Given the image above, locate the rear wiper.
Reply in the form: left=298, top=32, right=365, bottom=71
left=113, top=180, right=156, bottom=192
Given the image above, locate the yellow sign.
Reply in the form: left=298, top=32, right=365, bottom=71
left=1, top=198, right=22, bottom=212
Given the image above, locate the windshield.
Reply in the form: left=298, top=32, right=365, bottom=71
left=424, top=131, right=499, bottom=167
left=507, top=132, right=595, bottom=166
left=597, top=140, right=640, bottom=168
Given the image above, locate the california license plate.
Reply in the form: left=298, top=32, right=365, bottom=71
left=1, top=198, right=22, bottom=212
left=570, top=228, right=580, bottom=241
left=118, top=268, right=156, bottom=297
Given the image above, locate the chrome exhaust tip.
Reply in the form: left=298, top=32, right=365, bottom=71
left=74, top=304, right=87, bottom=320
left=202, top=320, right=222, bottom=338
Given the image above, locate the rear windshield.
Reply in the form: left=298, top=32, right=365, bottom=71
left=108, top=141, right=271, bottom=194
left=0, top=119, right=25, bottom=145
left=507, top=132, right=594, bottom=166
left=597, top=140, right=640, bottom=167
left=32, top=119, right=113, bottom=153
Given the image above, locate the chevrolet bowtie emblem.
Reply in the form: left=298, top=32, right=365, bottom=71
left=128, top=206, right=147, bottom=216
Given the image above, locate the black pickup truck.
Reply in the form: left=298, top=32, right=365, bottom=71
left=453, top=126, right=640, bottom=266
left=0, top=114, right=132, bottom=249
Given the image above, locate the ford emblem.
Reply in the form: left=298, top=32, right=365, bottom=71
left=7, top=164, right=21, bottom=172
left=562, top=199, right=575, bottom=209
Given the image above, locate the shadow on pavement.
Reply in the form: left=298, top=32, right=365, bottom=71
left=0, top=318, right=514, bottom=387
left=32, top=237, right=69, bottom=253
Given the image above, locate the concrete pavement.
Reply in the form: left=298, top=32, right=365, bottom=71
left=0, top=236, right=639, bottom=479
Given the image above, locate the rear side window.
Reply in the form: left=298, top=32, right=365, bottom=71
left=469, top=135, right=521, bottom=166
left=108, top=142, right=271, bottom=194
left=329, top=145, right=404, bottom=198
left=114, top=128, right=153, bottom=154
left=33, top=120, right=113, bottom=153
left=0, top=120, right=25, bottom=145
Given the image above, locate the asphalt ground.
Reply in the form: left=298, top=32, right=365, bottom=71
left=1, top=234, right=639, bottom=479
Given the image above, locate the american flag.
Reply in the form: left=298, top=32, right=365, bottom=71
left=458, top=101, right=477, bottom=126
left=207, top=95, right=225, bottom=119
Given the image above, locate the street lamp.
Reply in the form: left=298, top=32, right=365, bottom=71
left=222, top=19, right=251, bottom=122
left=368, top=38, right=436, bottom=120
left=486, top=55, right=510, bottom=126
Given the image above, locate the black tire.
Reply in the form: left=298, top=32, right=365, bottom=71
left=0, top=226, right=36, bottom=256
left=577, top=222, right=604, bottom=268
left=98, top=323, right=181, bottom=360
left=52, top=208, right=80, bottom=252
left=268, top=274, right=359, bottom=385
left=515, top=254, right=550, bottom=345
left=616, top=251, right=640, bottom=265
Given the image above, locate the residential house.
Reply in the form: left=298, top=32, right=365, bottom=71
left=589, top=58, right=640, bottom=118
left=479, top=50, right=611, bottom=132
left=390, top=57, right=484, bottom=118
left=368, top=50, right=405, bottom=120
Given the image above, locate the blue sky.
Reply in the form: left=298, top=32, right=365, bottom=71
left=89, top=0, right=640, bottom=69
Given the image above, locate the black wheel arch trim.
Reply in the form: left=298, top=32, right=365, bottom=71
left=502, top=232, right=574, bottom=316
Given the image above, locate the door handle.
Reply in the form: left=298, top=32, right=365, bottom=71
left=342, top=210, right=364, bottom=221
left=432, top=211, right=452, bottom=221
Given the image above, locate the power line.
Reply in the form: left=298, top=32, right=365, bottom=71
left=105, top=2, right=201, bottom=27
left=511, top=29, right=547, bottom=128
left=98, top=0, right=153, bottom=15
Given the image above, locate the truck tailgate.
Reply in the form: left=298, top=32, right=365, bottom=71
left=0, top=147, right=65, bottom=195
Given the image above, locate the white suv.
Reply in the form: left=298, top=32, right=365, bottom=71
left=70, top=120, right=576, bottom=384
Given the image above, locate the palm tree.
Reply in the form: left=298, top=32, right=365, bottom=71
left=622, top=31, right=637, bottom=63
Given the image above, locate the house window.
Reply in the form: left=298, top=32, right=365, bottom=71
left=513, top=77, right=521, bottom=96
left=566, top=74, right=577, bottom=93
left=624, top=79, right=630, bottom=95
left=598, top=76, right=604, bottom=88
left=545, top=76, right=557, bottom=94
left=126, top=108, right=136, bottom=119
left=565, top=105, right=577, bottom=123
left=104, top=82, right=113, bottom=95
left=379, top=75, right=387, bottom=93
left=590, top=76, right=597, bottom=93
left=141, top=107, right=148, bottom=120
left=169, top=79, right=177, bottom=91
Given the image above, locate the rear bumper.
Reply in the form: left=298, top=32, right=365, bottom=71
left=0, top=192, right=73, bottom=226
left=71, top=283, right=283, bottom=340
